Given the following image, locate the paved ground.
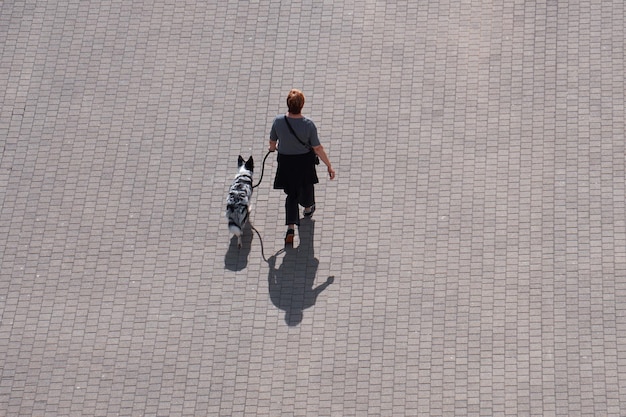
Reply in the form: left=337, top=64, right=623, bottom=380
left=1, top=0, right=626, bottom=416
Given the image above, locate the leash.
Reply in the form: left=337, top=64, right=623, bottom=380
left=250, top=150, right=272, bottom=262
left=250, top=224, right=285, bottom=264
left=250, top=225, right=269, bottom=262
left=249, top=150, right=278, bottom=262
left=252, top=150, right=272, bottom=189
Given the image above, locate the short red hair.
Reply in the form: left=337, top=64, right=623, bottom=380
left=286, top=89, right=305, bottom=114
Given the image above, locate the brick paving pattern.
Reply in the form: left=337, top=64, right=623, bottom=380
left=1, top=0, right=625, bottom=416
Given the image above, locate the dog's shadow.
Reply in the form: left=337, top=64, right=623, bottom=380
left=268, top=220, right=334, bottom=326
left=224, top=222, right=254, bottom=271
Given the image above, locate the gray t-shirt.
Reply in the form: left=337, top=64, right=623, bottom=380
left=270, top=115, right=321, bottom=155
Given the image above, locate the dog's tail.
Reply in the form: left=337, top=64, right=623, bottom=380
left=228, top=222, right=242, bottom=237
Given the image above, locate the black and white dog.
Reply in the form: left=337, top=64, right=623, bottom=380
left=226, top=155, right=254, bottom=248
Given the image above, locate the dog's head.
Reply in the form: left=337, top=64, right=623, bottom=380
left=237, top=155, right=254, bottom=173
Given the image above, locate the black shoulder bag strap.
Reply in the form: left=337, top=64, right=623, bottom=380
left=283, top=115, right=309, bottom=149
left=284, top=115, right=320, bottom=165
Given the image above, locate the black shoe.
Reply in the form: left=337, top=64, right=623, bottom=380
left=303, top=205, right=316, bottom=218
left=284, top=229, right=295, bottom=245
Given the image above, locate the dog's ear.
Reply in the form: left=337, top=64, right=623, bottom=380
left=238, top=155, right=244, bottom=167
left=245, top=156, right=254, bottom=172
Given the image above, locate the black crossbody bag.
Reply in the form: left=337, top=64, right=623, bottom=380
left=284, top=116, right=320, bottom=165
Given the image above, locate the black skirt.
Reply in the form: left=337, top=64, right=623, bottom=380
left=273, top=151, right=319, bottom=190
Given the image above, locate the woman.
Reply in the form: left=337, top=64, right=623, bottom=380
left=269, top=89, right=335, bottom=244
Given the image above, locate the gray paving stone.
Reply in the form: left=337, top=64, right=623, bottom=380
left=1, top=0, right=626, bottom=415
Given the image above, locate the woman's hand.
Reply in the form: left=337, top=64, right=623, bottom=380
left=327, top=166, right=335, bottom=180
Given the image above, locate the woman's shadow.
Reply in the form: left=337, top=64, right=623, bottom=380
left=267, top=219, right=334, bottom=326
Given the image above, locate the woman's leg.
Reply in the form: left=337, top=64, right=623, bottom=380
left=300, top=184, right=315, bottom=214
left=284, top=189, right=299, bottom=244
left=284, top=188, right=300, bottom=226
